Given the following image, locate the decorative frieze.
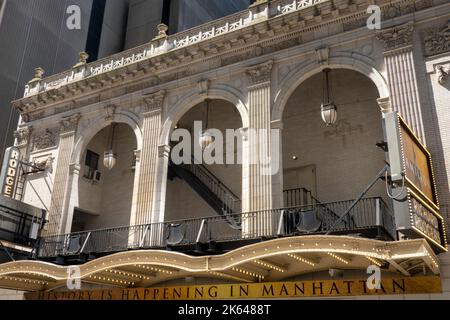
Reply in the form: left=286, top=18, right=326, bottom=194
left=376, top=22, right=414, bottom=52
left=246, top=60, right=273, bottom=86
left=60, top=114, right=81, bottom=134
left=14, top=126, right=33, bottom=147
left=424, top=20, right=450, bottom=57
left=32, top=129, right=58, bottom=151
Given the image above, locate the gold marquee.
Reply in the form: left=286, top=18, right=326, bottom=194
left=0, top=236, right=441, bottom=295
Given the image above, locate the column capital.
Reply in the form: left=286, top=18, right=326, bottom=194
left=246, top=60, right=273, bottom=86
left=14, top=125, right=33, bottom=147
left=377, top=97, right=392, bottom=114
left=60, top=113, right=81, bottom=134
left=143, top=90, right=166, bottom=115
left=376, top=22, right=414, bottom=53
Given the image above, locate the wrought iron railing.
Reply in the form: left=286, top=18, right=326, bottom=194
left=38, top=197, right=395, bottom=258
left=180, top=161, right=241, bottom=214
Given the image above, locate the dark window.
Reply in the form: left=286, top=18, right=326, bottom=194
left=85, top=0, right=107, bottom=62
left=84, top=150, right=100, bottom=180
left=162, top=0, right=172, bottom=26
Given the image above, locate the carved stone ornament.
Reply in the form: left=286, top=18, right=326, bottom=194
left=376, top=23, right=414, bottom=51
left=105, top=104, right=117, bottom=121
left=60, top=113, right=81, bottom=133
left=437, top=65, right=449, bottom=85
left=316, top=46, right=330, bottom=65
left=143, top=90, right=166, bottom=113
left=246, top=60, right=274, bottom=86
left=424, top=20, right=450, bottom=57
left=198, top=79, right=210, bottom=98
left=14, top=126, right=33, bottom=147
left=33, top=129, right=57, bottom=151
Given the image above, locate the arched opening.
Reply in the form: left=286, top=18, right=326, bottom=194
left=73, top=123, right=138, bottom=232
left=281, top=69, right=391, bottom=238
left=164, top=99, right=243, bottom=221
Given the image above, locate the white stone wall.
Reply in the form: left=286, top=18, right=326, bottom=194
left=282, top=69, right=386, bottom=204
left=76, top=123, right=137, bottom=230
left=22, top=148, right=59, bottom=211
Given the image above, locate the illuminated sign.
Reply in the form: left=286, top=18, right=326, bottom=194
left=0, top=147, right=20, bottom=198
left=399, top=119, right=437, bottom=205
left=25, top=276, right=442, bottom=300
left=408, top=189, right=447, bottom=250
left=383, top=112, right=447, bottom=252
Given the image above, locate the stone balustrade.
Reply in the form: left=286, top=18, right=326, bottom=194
left=23, top=0, right=330, bottom=98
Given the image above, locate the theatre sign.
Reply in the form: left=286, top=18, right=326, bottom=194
left=383, top=112, right=447, bottom=252
left=0, top=147, right=20, bottom=199
left=25, top=277, right=442, bottom=300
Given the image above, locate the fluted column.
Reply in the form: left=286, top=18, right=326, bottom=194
left=377, top=22, right=425, bottom=142
left=132, top=91, right=166, bottom=227
left=43, top=114, right=81, bottom=236
left=243, top=60, right=275, bottom=237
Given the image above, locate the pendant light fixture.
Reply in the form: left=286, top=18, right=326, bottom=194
left=104, top=123, right=117, bottom=170
left=199, top=99, right=214, bottom=150
left=321, top=68, right=338, bottom=127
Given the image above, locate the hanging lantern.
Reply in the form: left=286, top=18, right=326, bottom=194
left=104, top=123, right=117, bottom=170
left=321, top=102, right=338, bottom=127
left=321, top=68, right=338, bottom=127
left=103, top=150, right=117, bottom=170
left=199, top=99, right=214, bottom=150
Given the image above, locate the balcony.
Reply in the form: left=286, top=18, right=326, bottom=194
left=0, top=196, right=46, bottom=260
left=37, top=197, right=395, bottom=262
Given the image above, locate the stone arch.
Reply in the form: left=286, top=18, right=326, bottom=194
left=159, top=85, right=249, bottom=146
left=71, top=110, right=142, bottom=165
left=272, top=57, right=390, bottom=122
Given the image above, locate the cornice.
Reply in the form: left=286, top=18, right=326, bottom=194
left=13, top=0, right=433, bottom=123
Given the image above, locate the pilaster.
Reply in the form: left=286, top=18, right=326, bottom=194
left=43, top=113, right=81, bottom=236
left=376, top=22, right=425, bottom=142
left=132, top=90, right=166, bottom=227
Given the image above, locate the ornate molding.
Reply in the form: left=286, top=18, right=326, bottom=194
left=376, top=22, right=414, bottom=52
left=32, top=129, right=58, bottom=151
left=246, top=60, right=273, bottom=86
left=14, top=126, right=33, bottom=147
left=143, top=90, right=166, bottom=114
left=60, top=114, right=81, bottom=134
left=315, top=46, right=329, bottom=65
left=437, top=65, right=450, bottom=85
left=424, top=20, right=450, bottom=57
left=198, top=79, right=210, bottom=98
left=105, top=104, right=117, bottom=121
